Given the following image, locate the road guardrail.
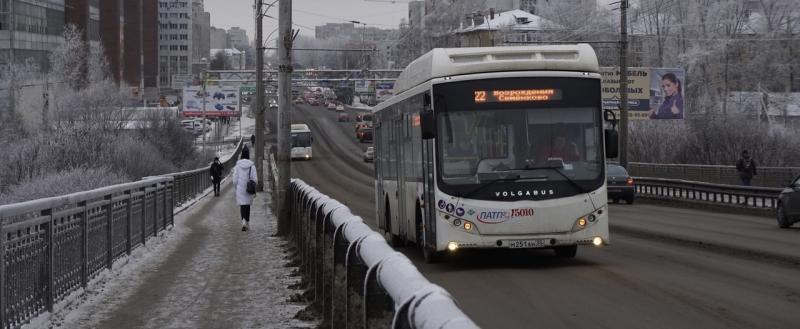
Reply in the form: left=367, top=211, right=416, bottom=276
left=634, top=177, right=783, bottom=209
left=625, top=162, right=799, bottom=188
left=0, top=139, right=243, bottom=329
left=290, top=180, right=478, bottom=329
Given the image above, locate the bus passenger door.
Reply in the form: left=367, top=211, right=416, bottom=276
left=395, top=116, right=407, bottom=239
left=421, top=138, right=436, bottom=249
left=374, top=122, right=384, bottom=229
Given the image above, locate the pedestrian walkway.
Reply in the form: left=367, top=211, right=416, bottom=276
left=47, top=177, right=314, bottom=329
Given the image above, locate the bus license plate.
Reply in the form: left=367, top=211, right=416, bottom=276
left=507, top=239, right=547, bottom=249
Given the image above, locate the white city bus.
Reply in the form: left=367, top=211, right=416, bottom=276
left=291, top=124, right=313, bottom=160
left=372, top=45, right=619, bottom=262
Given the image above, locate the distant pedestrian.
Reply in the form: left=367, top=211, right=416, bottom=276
left=233, top=148, right=258, bottom=231
left=210, top=157, right=223, bottom=196
left=250, top=134, right=256, bottom=148
left=736, top=150, right=757, bottom=186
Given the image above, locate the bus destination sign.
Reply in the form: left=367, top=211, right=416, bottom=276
left=474, top=89, right=562, bottom=103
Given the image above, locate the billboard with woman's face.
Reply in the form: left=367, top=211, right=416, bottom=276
left=649, top=68, right=686, bottom=120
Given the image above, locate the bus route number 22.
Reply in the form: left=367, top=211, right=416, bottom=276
left=474, top=90, right=487, bottom=103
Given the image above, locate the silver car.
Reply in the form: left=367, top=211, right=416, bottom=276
left=363, top=146, right=374, bottom=162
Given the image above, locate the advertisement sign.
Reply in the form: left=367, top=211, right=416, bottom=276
left=648, top=68, right=686, bottom=120
left=601, top=67, right=650, bottom=115
left=354, top=80, right=374, bottom=93
left=182, top=85, right=240, bottom=117
left=172, top=74, right=201, bottom=90
left=375, top=82, right=395, bottom=102
left=601, top=67, right=685, bottom=120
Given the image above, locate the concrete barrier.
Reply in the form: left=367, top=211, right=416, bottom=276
left=289, top=179, right=479, bottom=329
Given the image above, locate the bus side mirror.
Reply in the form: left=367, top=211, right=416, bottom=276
left=605, top=129, right=619, bottom=158
left=421, top=110, right=436, bottom=140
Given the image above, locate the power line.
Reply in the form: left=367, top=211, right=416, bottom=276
left=293, top=8, right=398, bottom=28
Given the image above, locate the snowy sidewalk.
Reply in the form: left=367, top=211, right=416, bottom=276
left=49, top=179, right=313, bottom=329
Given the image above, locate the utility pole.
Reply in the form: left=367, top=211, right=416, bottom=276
left=139, top=0, right=145, bottom=106
left=619, top=0, right=630, bottom=168
left=276, top=0, right=292, bottom=235
left=255, top=0, right=266, bottom=191
left=202, top=71, right=208, bottom=154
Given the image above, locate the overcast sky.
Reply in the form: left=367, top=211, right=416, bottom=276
left=204, top=0, right=409, bottom=45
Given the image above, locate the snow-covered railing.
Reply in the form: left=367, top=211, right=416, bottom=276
left=0, top=177, right=173, bottom=329
left=289, top=180, right=479, bottom=329
left=0, top=138, right=244, bottom=329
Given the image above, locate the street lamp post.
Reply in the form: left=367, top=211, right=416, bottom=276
left=202, top=70, right=208, bottom=154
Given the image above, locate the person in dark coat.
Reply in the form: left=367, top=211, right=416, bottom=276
left=210, top=157, right=224, bottom=196
left=736, top=150, right=757, bottom=186
left=250, top=134, right=256, bottom=148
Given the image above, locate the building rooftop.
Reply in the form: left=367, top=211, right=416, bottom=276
left=456, top=9, right=562, bottom=33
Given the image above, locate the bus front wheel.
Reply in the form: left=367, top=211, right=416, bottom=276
left=554, top=245, right=578, bottom=258
left=423, top=246, right=443, bottom=264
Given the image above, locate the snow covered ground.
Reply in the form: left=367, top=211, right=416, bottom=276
left=32, top=175, right=315, bottom=329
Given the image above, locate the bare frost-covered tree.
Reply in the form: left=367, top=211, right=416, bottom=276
left=0, top=25, right=207, bottom=204
left=624, top=0, right=800, bottom=166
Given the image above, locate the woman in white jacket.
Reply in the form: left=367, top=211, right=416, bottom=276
left=232, top=148, right=258, bottom=231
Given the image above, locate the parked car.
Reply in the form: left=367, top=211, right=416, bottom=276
left=337, top=112, right=350, bottom=122
left=777, top=175, right=800, bottom=228
left=363, top=146, right=374, bottom=162
left=607, top=164, right=635, bottom=204
left=181, top=120, right=209, bottom=133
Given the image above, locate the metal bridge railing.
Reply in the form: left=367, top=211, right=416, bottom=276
left=0, top=138, right=243, bottom=329
left=625, top=162, right=800, bottom=188
left=634, top=177, right=784, bottom=209
left=289, top=180, right=478, bottom=329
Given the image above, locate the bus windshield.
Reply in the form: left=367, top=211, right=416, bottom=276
left=439, top=107, right=602, bottom=184
left=291, top=132, right=311, bottom=148
left=433, top=76, right=604, bottom=198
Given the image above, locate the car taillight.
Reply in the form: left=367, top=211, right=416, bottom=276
left=626, top=177, right=634, bottom=186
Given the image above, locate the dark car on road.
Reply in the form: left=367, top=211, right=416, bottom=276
left=607, top=164, right=635, bottom=204
left=357, top=127, right=373, bottom=143
left=337, top=112, right=350, bottom=122
left=777, top=175, right=800, bottom=228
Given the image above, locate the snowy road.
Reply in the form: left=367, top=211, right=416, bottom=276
left=289, top=103, right=800, bottom=329
left=49, top=174, right=314, bottom=329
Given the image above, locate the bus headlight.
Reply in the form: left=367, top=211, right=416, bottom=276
left=593, top=237, right=603, bottom=246
left=447, top=241, right=459, bottom=252
left=573, top=208, right=603, bottom=232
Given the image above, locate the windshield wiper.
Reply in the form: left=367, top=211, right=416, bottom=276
left=525, top=164, right=589, bottom=194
